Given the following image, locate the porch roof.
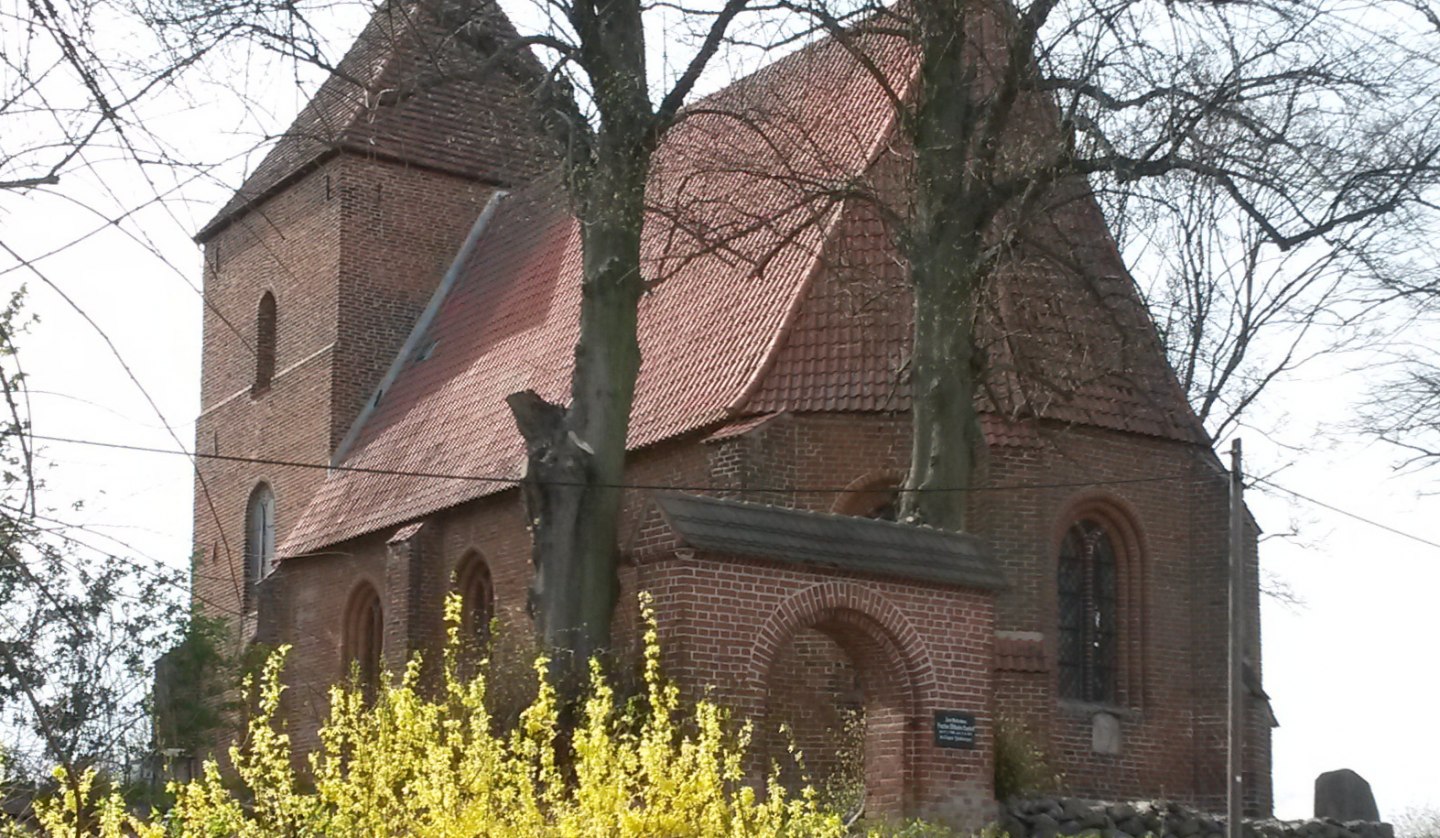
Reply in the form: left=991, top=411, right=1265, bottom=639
left=654, top=492, right=1007, bottom=591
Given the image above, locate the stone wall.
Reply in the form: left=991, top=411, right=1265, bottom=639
left=999, top=798, right=1393, bottom=838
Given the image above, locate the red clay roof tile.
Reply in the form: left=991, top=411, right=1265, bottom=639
left=282, top=34, right=912, bottom=554
left=280, top=26, right=1205, bottom=556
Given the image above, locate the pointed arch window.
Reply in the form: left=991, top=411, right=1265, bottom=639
left=342, top=583, right=384, bottom=696
left=456, top=552, right=494, bottom=648
left=1058, top=519, right=1119, bottom=703
left=254, top=291, right=276, bottom=393
left=243, top=483, right=276, bottom=611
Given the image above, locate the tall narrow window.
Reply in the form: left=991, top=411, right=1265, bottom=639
left=456, top=552, right=494, bottom=647
left=254, top=291, right=276, bottom=392
left=1058, top=519, right=1118, bottom=703
left=243, top=483, right=276, bottom=611
left=343, top=583, right=384, bottom=696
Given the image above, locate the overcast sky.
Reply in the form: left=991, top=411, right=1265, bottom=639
left=1, top=0, right=1437, bottom=824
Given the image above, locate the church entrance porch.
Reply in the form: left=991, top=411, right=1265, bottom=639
left=640, top=493, right=1006, bottom=825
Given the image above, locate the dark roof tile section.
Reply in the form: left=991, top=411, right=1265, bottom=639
left=197, top=1, right=554, bottom=241
left=702, top=412, right=786, bottom=443
left=655, top=492, right=1006, bottom=591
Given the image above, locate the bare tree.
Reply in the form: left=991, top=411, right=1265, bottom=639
left=0, top=290, right=187, bottom=802
left=1114, top=171, right=1427, bottom=444
left=1360, top=349, right=1440, bottom=470
left=779, top=0, right=1440, bottom=529
left=182, top=0, right=773, bottom=686
left=0, top=0, right=238, bottom=193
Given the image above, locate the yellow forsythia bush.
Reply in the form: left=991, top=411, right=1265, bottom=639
left=25, top=595, right=845, bottom=837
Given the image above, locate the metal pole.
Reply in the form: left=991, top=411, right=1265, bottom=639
left=1228, top=438, right=1245, bottom=838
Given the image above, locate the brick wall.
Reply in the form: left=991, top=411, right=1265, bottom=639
left=638, top=551, right=997, bottom=824
left=193, top=160, right=343, bottom=634
left=193, top=155, right=494, bottom=654
left=698, top=412, right=1271, bottom=813
left=251, top=409, right=1268, bottom=823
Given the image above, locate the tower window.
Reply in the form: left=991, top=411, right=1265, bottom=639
left=1058, top=519, right=1118, bottom=703
left=254, top=291, right=276, bottom=392
left=243, top=483, right=276, bottom=612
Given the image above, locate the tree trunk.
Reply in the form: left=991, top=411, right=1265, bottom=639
left=901, top=239, right=984, bottom=531
left=508, top=151, right=648, bottom=693
left=900, top=0, right=987, bottom=531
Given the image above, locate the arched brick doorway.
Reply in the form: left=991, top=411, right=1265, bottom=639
left=749, top=583, right=932, bottom=817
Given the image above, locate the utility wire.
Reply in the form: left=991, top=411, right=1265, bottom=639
left=30, top=432, right=1440, bottom=551
left=30, top=431, right=1216, bottom=494
left=1251, top=475, right=1440, bottom=552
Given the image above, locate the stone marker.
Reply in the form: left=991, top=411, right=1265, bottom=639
left=1092, top=712, right=1122, bottom=755
left=1314, top=769, right=1380, bottom=822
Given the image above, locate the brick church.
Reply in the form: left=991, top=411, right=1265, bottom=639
left=190, top=1, right=1273, bottom=824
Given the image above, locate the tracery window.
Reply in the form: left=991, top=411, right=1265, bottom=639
left=1057, top=519, right=1118, bottom=703
left=343, top=583, right=384, bottom=696
left=243, top=483, right=276, bottom=611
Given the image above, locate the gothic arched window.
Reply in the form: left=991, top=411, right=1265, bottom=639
left=243, top=483, right=276, bottom=611
left=343, top=583, right=384, bottom=696
left=1058, top=519, right=1119, bottom=703
left=456, top=552, right=494, bottom=647
left=254, top=291, right=276, bottom=392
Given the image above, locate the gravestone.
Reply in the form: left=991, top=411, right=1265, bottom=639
left=1314, top=768, right=1380, bottom=821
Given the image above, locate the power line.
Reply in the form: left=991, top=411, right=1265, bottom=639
left=1252, top=475, right=1440, bottom=552
left=30, top=431, right=1218, bottom=495
left=32, top=432, right=1440, bottom=549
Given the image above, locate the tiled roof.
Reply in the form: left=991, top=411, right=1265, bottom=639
left=282, top=33, right=913, bottom=555
left=280, top=23, right=1207, bottom=556
left=655, top=492, right=1006, bottom=590
left=196, top=1, right=553, bottom=241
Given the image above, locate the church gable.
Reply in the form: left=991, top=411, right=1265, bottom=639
left=736, top=169, right=1205, bottom=445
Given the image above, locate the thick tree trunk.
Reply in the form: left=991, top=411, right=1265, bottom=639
left=902, top=243, right=983, bottom=531
left=508, top=150, right=648, bottom=693
left=899, top=0, right=987, bottom=531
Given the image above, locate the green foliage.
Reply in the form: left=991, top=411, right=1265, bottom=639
left=152, top=613, right=236, bottom=755
left=18, top=593, right=849, bottom=836
left=815, top=706, right=867, bottom=820
left=0, top=288, right=187, bottom=785
left=861, top=818, right=992, bottom=838
left=992, top=712, right=1062, bottom=802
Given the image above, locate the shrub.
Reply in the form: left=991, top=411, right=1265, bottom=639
left=19, top=594, right=846, bottom=837
left=992, top=711, right=1062, bottom=801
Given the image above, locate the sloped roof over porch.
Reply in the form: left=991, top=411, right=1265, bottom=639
left=655, top=492, right=1007, bottom=591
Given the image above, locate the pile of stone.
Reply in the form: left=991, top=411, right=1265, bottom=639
left=998, top=798, right=1394, bottom=838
